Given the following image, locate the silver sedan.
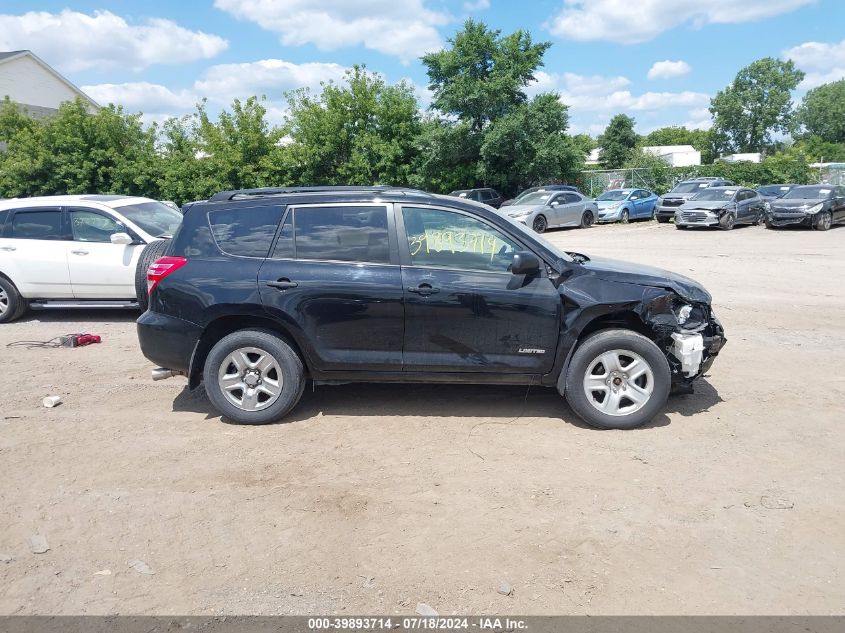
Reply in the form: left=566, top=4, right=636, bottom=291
left=502, top=191, right=598, bottom=233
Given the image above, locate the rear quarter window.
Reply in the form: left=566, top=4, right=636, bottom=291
left=208, top=205, right=283, bottom=258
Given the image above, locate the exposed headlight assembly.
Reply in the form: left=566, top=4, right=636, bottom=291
left=676, top=304, right=693, bottom=325
left=807, top=202, right=824, bottom=214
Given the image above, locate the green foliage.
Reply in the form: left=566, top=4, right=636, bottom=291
left=422, top=19, right=551, bottom=132
left=598, top=114, right=638, bottom=168
left=0, top=99, right=159, bottom=198
left=710, top=57, right=805, bottom=153
left=283, top=66, right=421, bottom=186
left=791, top=135, right=845, bottom=163
left=797, top=80, right=845, bottom=144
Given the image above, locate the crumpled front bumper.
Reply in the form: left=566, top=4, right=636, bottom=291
left=669, top=314, right=726, bottom=382
left=767, top=212, right=814, bottom=227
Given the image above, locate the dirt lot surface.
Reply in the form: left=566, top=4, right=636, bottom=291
left=1, top=221, right=844, bottom=615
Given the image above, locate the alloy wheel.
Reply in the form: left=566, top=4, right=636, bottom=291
left=582, top=349, right=655, bottom=417
left=532, top=215, right=547, bottom=233
left=0, top=288, right=7, bottom=316
left=217, top=346, right=283, bottom=411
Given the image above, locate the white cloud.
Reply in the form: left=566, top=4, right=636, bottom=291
left=214, top=0, right=449, bottom=64
left=194, top=59, right=349, bottom=103
left=547, top=0, right=815, bottom=44
left=0, top=10, right=228, bottom=72
left=783, top=39, right=845, bottom=89
left=647, top=60, right=692, bottom=80
left=464, top=0, right=491, bottom=10
left=81, top=83, right=198, bottom=113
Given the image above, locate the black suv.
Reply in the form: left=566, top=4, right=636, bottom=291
left=137, top=186, right=725, bottom=430
left=448, top=188, right=504, bottom=208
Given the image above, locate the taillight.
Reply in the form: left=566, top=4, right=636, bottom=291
left=147, top=256, right=187, bottom=295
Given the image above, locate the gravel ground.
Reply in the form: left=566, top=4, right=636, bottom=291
left=1, top=221, right=843, bottom=615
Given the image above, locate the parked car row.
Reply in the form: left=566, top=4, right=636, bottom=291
left=452, top=179, right=845, bottom=234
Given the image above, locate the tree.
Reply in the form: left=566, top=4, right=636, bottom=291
left=709, top=57, right=804, bottom=153
left=598, top=114, right=638, bottom=168
left=282, top=66, right=421, bottom=186
left=422, top=19, right=551, bottom=131
left=797, top=80, right=845, bottom=144
left=478, top=93, right=582, bottom=192
left=0, top=99, right=159, bottom=198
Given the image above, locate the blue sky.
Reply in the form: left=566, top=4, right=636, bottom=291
left=2, top=0, right=844, bottom=135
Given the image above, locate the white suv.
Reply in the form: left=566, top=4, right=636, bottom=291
left=0, top=195, right=182, bottom=323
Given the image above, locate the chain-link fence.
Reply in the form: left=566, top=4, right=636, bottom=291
left=577, top=168, right=663, bottom=197
left=818, top=164, right=845, bottom=186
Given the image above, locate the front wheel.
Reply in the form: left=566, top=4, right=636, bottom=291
left=203, top=329, right=305, bottom=425
left=564, top=329, right=671, bottom=430
left=580, top=210, right=595, bottom=228
left=719, top=213, right=736, bottom=231
left=656, top=215, right=669, bottom=224
left=532, top=215, right=548, bottom=233
left=620, top=209, right=630, bottom=224
left=814, top=211, right=832, bottom=231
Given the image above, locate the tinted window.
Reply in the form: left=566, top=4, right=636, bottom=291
left=563, top=193, right=581, bottom=204
left=0, top=209, right=8, bottom=235
left=70, top=209, right=124, bottom=242
left=271, top=210, right=294, bottom=259
left=402, top=207, right=519, bottom=273
left=294, top=205, right=389, bottom=264
left=209, top=205, right=283, bottom=257
left=115, top=201, right=182, bottom=238
left=480, top=190, right=494, bottom=201
left=9, top=209, right=64, bottom=240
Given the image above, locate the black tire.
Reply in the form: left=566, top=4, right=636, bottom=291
left=719, top=213, right=736, bottom=231
left=0, top=276, right=27, bottom=324
left=135, top=239, right=171, bottom=312
left=580, top=210, right=595, bottom=228
left=764, top=217, right=777, bottom=230
left=813, top=211, right=832, bottom=231
left=532, top=215, right=547, bottom=233
left=621, top=209, right=630, bottom=224
left=203, top=329, right=305, bottom=425
left=564, top=329, right=671, bottom=430
left=675, top=223, right=686, bottom=230
left=656, top=215, right=669, bottom=224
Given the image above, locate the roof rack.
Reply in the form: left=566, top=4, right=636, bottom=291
left=208, top=186, right=433, bottom=202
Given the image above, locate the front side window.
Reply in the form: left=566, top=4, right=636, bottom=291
left=402, top=207, right=520, bottom=273
left=9, top=208, right=64, bottom=240
left=209, top=205, right=283, bottom=258
left=294, top=205, right=390, bottom=264
left=563, top=193, right=581, bottom=204
left=69, top=209, right=124, bottom=242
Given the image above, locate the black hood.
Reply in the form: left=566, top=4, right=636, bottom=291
left=770, top=198, right=824, bottom=210
left=576, top=255, right=712, bottom=303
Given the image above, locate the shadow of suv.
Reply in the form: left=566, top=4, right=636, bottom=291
left=137, top=186, right=725, bottom=430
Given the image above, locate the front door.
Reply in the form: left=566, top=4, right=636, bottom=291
left=398, top=205, right=560, bottom=374
left=67, top=207, right=144, bottom=299
left=258, top=203, right=405, bottom=372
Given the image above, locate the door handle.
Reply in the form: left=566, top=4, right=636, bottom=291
left=0, top=246, right=16, bottom=252
left=407, top=284, right=440, bottom=296
left=71, top=249, right=89, bottom=255
left=267, top=279, right=298, bottom=290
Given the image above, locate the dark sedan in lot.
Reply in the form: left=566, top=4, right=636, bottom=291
left=675, top=187, right=765, bottom=230
left=765, top=185, right=845, bottom=230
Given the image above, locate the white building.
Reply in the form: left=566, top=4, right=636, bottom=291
left=0, top=50, right=98, bottom=118
left=642, top=145, right=701, bottom=167
left=586, top=145, right=702, bottom=167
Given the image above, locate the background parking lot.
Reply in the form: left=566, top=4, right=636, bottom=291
left=1, top=222, right=844, bottom=615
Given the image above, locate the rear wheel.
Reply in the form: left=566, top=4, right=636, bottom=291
left=580, top=210, right=595, bottom=228
left=203, top=329, right=305, bottom=425
left=814, top=211, right=832, bottom=231
left=564, top=329, right=671, bottom=430
left=0, top=276, right=27, bottom=324
left=532, top=215, right=548, bottom=233
left=135, top=239, right=171, bottom=312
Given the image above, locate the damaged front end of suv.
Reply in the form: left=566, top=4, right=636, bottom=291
left=554, top=254, right=726, bottom=397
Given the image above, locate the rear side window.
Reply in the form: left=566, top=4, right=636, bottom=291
left=292, top=205, right=390, bottom=264
left=208, top=205, right=283, bottom=257
left=9, top=208, right=64, bottom=240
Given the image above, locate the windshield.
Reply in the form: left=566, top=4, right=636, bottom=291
left=672, top=181, right=711, bottom=194
left=116, top=201, right=183, bottom=237
left=691, top=189, right=736, bottom=202
left=759, top=185, right=793, bottom=196
left=783, top=186, right=832, bottom=200
left=597, top=190, right=628, bottom=201
left=513, top=191, right=557, bottom=205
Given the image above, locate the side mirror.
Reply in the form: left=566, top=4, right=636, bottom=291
left=511, top=251, right=541, bottom=276
left=550, top=201, right=559, bottom=207
left=110, top=232, right=134, bottom=245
